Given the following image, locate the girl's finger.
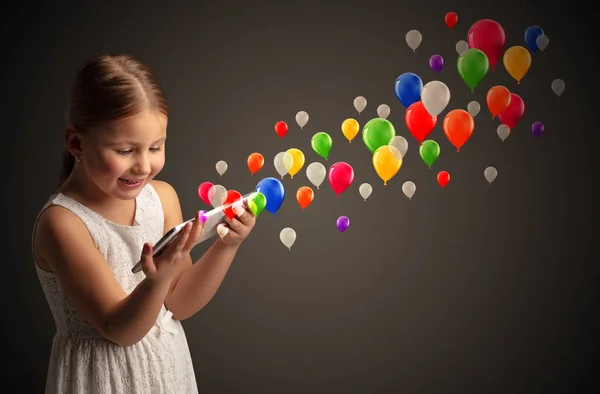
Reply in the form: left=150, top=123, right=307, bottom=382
left=140, top=243, right=156, bottom=274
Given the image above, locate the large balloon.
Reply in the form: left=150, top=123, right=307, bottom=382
left=285, top=148, right=305, bottom=178
left=328, top=162, right=354, bottom=197
left=362, top=118, right=396, bottom=154
left=457, top=48, right=489, bottom=92
left=443, top=109, right=475, bottom=152
left=419, top=140, right=440, bottom=168
left=311, top=132, right=333, bottom=159
left=247, top=192, right=267, bottom=217
left=486, top=85, right=511, bottom=118
left=222, top=190, right=243, bottom=220
left=421, top=80, right=451, bottom=117
left=524, top=25, right=544, bottom=52
left=467, top=19, right=506, bottom=71
left=503, top=46, right=532, bottom=84
left=256, top=177, right=286, bottom=216
left=197, top=181, right=214, bottom=205
left=497, top=93, right=525, bottom=130
left=372, top=145, right=402, bottom=185
left=394, top=72, right=423, bottom=108
left=405, top=101, right=437, bottom=145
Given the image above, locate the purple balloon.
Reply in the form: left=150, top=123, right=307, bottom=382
left=532, top=121, right=544, bottom=137
left=429, top=55, right=444, bottom=73
left=336, top=216, right=350, bottom=232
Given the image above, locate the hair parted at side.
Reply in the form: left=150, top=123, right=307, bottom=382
left=59, top=53, right=168, bottom=187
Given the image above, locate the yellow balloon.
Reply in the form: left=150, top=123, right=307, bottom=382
left=503, top=45, right=532, bottom=84
left=372, top=145, right=402, bottom=185
left=341, top=118, right=360, bottom=143
left=285, top=148, right=305, bottom=179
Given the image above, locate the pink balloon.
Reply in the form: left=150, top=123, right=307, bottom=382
left=328, top=162, right=354, bottom=197
left=497, top=93, right=525, bottom=130
left=467, top=19, right=506, bottom=71
left=197, top=181, right=214, bottom=205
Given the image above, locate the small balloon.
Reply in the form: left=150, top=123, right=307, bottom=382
left=532, top=121, right=544, bottom=137
left=443, top=109, right=475, bottom=152
left=486, top=85, right=511, bottom=118
left=274, top=151, right=294, bottom=178
left=419, top=140, right=440, bottom=169
left=405, top=101, right=437, bottom=145
left=296, top=186, right=314, bottom=210
left=503, top=45, right=532, bottom=84
left=497, top=124, right=510, bottom=142
left=429, top=55, right=444, bottom=73
left=445, top=12, right=458, bottom=29
left=222, top=190, right=243, bottom=220
left=421, top=80, right=451, bottom=117
left=305, top=162, right=326, bottom=189
left=437, top=171, right=450, bottom=188
left=256, top=177, right=286, bottom=216
left=457, top=48, right=490, bottom=93
left=377, top=104, right=391, bottom=119
left=388, top=136, right=408, bottom=158
left=362, top=118, right=396, bottom=154
left=285, top=148, right=305, bottom=179
left=497, top=93, right=525, bottom=130
left=295, top=111, right=309, bottom=129
left=336, top=216, right=350, bottom=233
left=197, top=182, right=214, bottom=205
left=406, top=29, right=422, bottom=52
left=216, top=160, right=228, bottom=177
left=551, top=79, right=565, bottom=97
left=467, top=101, right=481, bottom=117
left=402, top=181, right=416, bottom=200
left=247, top=152, right=264, bottom=175
left=455, top=40, right=469, bottom=56
left=341, top=118, right=360, bottom=143
left=328, top=162, right=355, bottom=197
left=359, top=183, right=372, bottom=201
left=274, top=121, right=288, bottom=138
left=247, top=192, right=267, bottom=217
left=536, top=35, right=549, bottom=52
left=484, top=166, right=498, bottom=185
left=524, top=25, right=544, bottom=52
left=354, top=96, right=367, bottom=114
left=208, top=184, right=227, bottom=208
left=394, top=72, right=423, bottom=108
left=311, top=132, right=333, bottom=159
left=373, top=145, right=402, bottom=186
left=280, top=227, right=296, bottom=250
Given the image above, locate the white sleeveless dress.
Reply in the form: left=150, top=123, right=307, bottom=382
left=32, top=183, right=198, bottom=393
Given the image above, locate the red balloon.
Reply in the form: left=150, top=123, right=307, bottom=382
left=274, top=121, right=288, bottom=138
left=497, top=93, right=525, bottom=130
left=445, top=12, right=458, bottom=29
left=467, top=19, right=506, bottom=71
left=197, top=182, right=214, bottom=205
left=443, top=109, right=475, bottom=152
left=222, top=190, right=242, bottom=220
left=405, top=101, right=438, bottom=145
left=437, top=171, right=450, bottom=188
left=328, top=162, right=354, bottom=197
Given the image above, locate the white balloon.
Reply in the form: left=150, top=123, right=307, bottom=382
left=388, top=136, right=408, bottom=158
left=551, top=78, right=565, bottom=97
left=216, top=160, right=228, bottom=176
left=467, top=101, right=481, bottom=117
left=402, top=181, right=416, bottom=200
left=497, top=124, right=510, bottom=142
left=377, top=104, right=391, bottom=119
left=359, top=183, right=372, bottom=201
left=421, top=81, right=451, bottom=117
left=353, top=96, right=367, bottom=114
left=280, top=227, right=296, bottom=250
left=484, top=166, right=498, bottom=185
left=274, top=152, right=294, bottom=178
left=456, top=40, right=469, bottom=55
left=305, top=162, right=326, bottom=189
left=295, top=111, right=309, bottom=129
left=406, top=30, right=422, bottom=52
left=536, top=35, right=549, bottom=52
left=208, top=184, right=227, bottom=208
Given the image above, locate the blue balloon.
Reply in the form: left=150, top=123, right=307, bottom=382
left=394, top=72, right=423, bottom=108
left=255, top=177, right=285, bottom=216
left=524, top=25, right=544, bottom=52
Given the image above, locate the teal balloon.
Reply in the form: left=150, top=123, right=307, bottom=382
left=362, top=118, right=396, bottom=154
left=457, top=48, right=489, bottom=93
left=419, top=140, right=440, bottom=169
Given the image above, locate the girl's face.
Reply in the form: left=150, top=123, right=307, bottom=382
left=81, top=109, right=168, bottom=200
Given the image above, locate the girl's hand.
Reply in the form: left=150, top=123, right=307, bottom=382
left=140, top=210, right=206, bottom=283
left=217, top=202, right=256, bottom=247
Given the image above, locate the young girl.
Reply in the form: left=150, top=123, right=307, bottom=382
left=31, top=53, right=256, bottom=393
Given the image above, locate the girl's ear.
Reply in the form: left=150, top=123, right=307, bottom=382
left=65, top=124, right=83, bottom=158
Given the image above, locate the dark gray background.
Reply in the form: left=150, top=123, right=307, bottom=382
left=4, top=0, right=598, bottom=392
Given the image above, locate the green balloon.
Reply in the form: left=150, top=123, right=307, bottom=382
left=457, top=48, right=489, bottom=93
left=419, top=140, right=440, bottom=168
left=311, top=132, right=333, bottom=159
left=248, top=192, right=266, bottom=217
left=362, top=118, right=396, bottom=154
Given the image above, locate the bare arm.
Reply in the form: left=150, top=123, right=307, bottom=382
left=36, top=206, right=172, bottom=347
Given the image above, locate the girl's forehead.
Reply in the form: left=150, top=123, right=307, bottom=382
left=99, top=110, right=168, bottom=142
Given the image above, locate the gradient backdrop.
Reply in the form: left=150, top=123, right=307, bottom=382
left=4, top=0, right=598, bottom=392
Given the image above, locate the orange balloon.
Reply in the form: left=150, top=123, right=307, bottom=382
left=486, top=85, right=511, bottom=119
left=247, top=152, right=264, bottom=175
left=296, top=186, right=314, bottom=210
left=443, top=109, right=475, bottom=152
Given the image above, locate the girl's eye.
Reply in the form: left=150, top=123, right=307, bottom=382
left=116, top=150, right=132, bottom=155
left=150, top=147, right=162, bottom=152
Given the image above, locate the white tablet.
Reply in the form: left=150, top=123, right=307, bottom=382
left=131, top=192, right=253, bottom=273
